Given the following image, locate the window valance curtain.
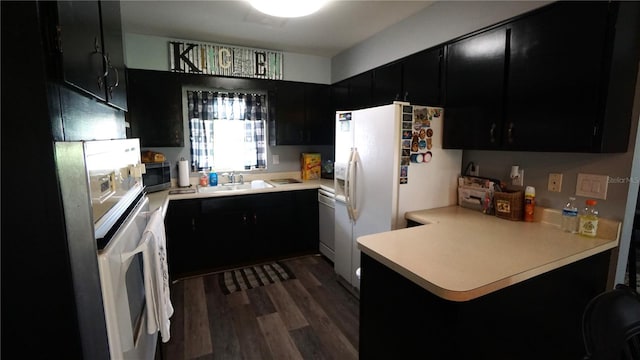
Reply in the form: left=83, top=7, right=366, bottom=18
left=187, top=90, right=267, bottom=171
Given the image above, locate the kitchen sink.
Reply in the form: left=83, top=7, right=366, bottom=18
left=198, top=181, right=274, bottom=193
left=266, top=178, right=302, bottom=185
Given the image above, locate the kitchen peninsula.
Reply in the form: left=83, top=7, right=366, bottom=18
left=357, top=205, right=620, bottom=359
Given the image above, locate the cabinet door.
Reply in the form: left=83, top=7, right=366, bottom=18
left=165, top=199, right=201, bottom=279
left=99, top=1, right=127, bottom=110
left=56, top=1, right=105, bottom=102
left=506, top=2, right=609, bottom=152
left=331, top=80, right=350, bottom=112
left=269, top=81, right=306, bottom=145
left=443, top=27, right=507, bottom=149
left=372, top=62, right=402, bottom=106
left=403, top=47, right=442, bottom=106
left=251, top=192, right=297, bottom=260
left=305, top=83, right=333, bottom=145
left=348, top=71, right=373, bottom=110
left=200, top=196, right=255, bottom=268
left=126, top=69, right=184, bottom=147
left=292, top=189, right=319, bottom=253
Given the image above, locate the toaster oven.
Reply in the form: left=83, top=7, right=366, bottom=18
left=142, top=161, right=171, bottom=192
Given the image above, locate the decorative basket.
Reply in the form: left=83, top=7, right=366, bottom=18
left=493, top=190, right=523, bottom=221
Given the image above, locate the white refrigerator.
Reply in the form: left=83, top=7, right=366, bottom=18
left=333, top=102, right=463, bottom=290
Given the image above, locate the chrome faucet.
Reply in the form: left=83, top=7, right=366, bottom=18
left=223, top=171, right=244, bottom=184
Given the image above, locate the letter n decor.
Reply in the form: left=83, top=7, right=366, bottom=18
left=169, top=41, right=283, bottom=80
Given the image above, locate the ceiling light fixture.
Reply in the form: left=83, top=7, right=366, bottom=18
left=248, top=0, right=329, bottom=18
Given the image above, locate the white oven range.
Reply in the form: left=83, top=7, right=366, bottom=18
left=97, top=195, right=158, bottom=359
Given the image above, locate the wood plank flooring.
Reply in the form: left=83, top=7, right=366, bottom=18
left=160, top=255, right=360, bottom=360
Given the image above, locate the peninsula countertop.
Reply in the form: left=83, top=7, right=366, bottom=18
left=357, top=205, right=620, bottom=302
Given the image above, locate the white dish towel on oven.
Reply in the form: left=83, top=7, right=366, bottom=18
left=123, top=208, right=174, bottom=343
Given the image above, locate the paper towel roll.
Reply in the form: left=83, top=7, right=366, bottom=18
left=178, top=160, right=190, bottom=187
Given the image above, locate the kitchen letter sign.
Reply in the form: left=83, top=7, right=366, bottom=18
left=169, top=41, right=283, bottom=80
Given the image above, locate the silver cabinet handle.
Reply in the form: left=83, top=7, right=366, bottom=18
left=489, top=123, right=496, bottom=143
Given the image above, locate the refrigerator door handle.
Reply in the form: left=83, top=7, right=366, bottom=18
left=349, top=149, right=359, bottom=221
left=345, top=148, right=354, bottom=221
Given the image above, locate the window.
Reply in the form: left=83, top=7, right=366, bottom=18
left=187, top=90, right=267, bottom=171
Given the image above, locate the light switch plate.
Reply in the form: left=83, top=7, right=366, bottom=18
left=575, top=173, right=608, bottom=200
left=272, top=154, right=280, bottom=165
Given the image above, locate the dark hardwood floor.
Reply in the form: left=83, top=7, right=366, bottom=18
left=161, top=254, right=360, bottom=360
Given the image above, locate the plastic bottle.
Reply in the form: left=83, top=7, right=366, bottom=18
left=524, top=186, right=536, bottom=222
left=199, top=171, right=208, bottom=186
left=209, top=169, right=218, bottom=186
left=561, top=197, right=579, bottom=233
left=579, top=199, right=599, bottom=237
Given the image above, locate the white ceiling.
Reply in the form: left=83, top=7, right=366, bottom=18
left=120, top=0, right=435, bottom=57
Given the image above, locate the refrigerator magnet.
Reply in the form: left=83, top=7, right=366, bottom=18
left=423, top=151, right=433, bottom=163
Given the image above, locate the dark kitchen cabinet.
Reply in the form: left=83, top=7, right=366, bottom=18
left=330, top=71, right=373, bottom=111
left=347, top=72, right=374, bottom=110
left=331, top=79, right=350, bottom=112
left=167, top=190, right=319, bottom=279
left=371, top=61, right=403, bottom=106
left=54, top=1, right=127, bottom=110
left=305, top=83, right=334, bottom=145
left=443, top=26, right=507, bottom=150
left=165, top=199, right=201, bottom=279
left=504, top=1, right=636, bottom=152
left=402, top=47, right=443, bottom=106
left=99, top=1, right=127, bottom=110
left=3, top=2, right=126, bottom=357
left=292, top=189, right=319, bottom=253
left=443, top=1, right=640, bottom=153
left=269, top=81, right=333, bottom=145
left=269, top=81, right=305, bottom=145
left=127, top=69, right=183, bottom=147
left=332, top=47, right=443, bottom=111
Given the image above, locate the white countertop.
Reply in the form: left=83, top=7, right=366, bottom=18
left=357, top=205, right=620, bottom=302
left=147, top=176, right=334, bottom=219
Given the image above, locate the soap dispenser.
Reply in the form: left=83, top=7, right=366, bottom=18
left=209, top=169, right=218, bottom=186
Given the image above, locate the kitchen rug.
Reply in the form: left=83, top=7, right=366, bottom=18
left=219, top=261, right=295, bottom=294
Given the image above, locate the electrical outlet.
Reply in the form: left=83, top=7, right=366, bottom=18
left=470, top=164, right=480, bottom=176
left=272, top=154, right=280, bottom=164
left=548, top=173, right=563, bottom=192
left=512, top=169, right=524, bottom=186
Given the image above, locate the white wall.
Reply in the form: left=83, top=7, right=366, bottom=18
left=124, top=33, right=332, bottom=84
left=332, top=1, right=551, bottom=82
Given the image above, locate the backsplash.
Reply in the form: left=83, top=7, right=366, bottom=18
left=462, top=149, right=637, bottom=221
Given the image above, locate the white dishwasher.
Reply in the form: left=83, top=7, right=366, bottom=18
left=318, top=188, right=335, bottom=262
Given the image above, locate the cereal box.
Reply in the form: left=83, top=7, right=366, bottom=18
left=301, top=153, right=321, bottom=180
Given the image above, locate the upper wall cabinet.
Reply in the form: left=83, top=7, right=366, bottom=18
left=269, top=81, right=333, bottom=145
left=443, top=1, right=640, bottom=153
left=331, top=46, right=443, bottom=111
left=402, top=47, right=443, bottom=106
left=371, top=61, right=403, bottom=106
left=55, top=1, right=127, bottom=111
left=127, top=69, right=183, bottom=147
left=443, top=26, right=507, bottom=150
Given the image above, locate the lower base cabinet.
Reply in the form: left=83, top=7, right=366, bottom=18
left=165, top=189, right=319, bottom=280
left=359, top=252, right=610, bottom=359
